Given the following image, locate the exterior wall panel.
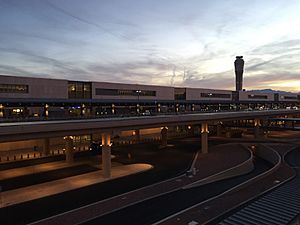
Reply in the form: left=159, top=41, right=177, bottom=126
left=278, top=93, right=299, bottom=102
left=239, top=91, right=274, bottom=102
left=0, top=75, right=68, bottom=99
left=186, top=88, right=232, bottom=101
left=92, top=82, right=174, bottom=100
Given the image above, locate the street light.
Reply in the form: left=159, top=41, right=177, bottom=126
left=136, top=90, right=141, bottom=114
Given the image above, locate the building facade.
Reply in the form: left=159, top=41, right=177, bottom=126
left=0, top=75, right=299, bottom=120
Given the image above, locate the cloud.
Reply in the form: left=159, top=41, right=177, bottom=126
left=1, top=30, right=82, bottom=46
left=44, top=0, right=137, bottom=42
left=0, top=47, right=91, bottom=79
left=250, top=39, right=300, bottom=55
left=0, top=64, right=44, bottom=77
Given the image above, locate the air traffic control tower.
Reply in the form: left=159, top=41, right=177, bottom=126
left=234, top=56, right=244, bottom=91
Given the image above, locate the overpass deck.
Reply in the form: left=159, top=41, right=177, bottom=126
left=0, top=109, right=298, bottom=142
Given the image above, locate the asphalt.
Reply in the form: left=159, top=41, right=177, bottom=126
left=205, top=145, right=300, bottom=225
left=285, top=147, right=300, bottom=167
left=0, top=138, right=197, bottom=225
left=80, top=156, right=272, bottom=225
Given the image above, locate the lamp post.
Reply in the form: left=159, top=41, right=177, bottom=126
left=208, top=93, right=212, bottom=112
left=136, top=90, right=141, bottom=115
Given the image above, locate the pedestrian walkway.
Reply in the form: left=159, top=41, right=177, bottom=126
left=0, top=154, right=118, bottom=180
left=0, top=161, right=87, bottom=180
left=0, top=163, right=152, bottom=207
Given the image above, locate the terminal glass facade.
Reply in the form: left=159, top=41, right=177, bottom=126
left=201, top=93, right=231, bottom=98
left=95, top=88, right=156, bottom=96
left=174, top=88, right=186, bottom=100
left=248, top=95, right=268, bottom=99
left=283, top=96, right=297, bottom=100
left=0, top=84, right=28, bottom=93
left=68, top=82, right=91, bottom=99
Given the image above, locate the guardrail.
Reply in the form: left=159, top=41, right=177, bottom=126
left=0, top=108, right=297, bottom=123
left=212, top=145, right=300, bottom=225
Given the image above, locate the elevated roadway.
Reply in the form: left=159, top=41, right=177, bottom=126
left=0, top=110, right=298, bottom=143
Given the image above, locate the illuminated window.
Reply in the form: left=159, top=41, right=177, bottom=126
left=201, top=93, right=231, bottom=98
left=174, top=88, right=186, bottom=100
left=248, top=95, right=268, bottom=99
left=0, top=84, right=28, bottom=93
left=283, top=96, right=297, bottom=100
left=95, top=88, right=156, bottom=96
left=68, top=82, right=91, bottom=99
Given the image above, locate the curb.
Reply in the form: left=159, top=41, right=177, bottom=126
left=202, top=144, right=298, bottom=225
left=154, top=143, right=283, bottom=225
left=183, top=144, right=253, bottom=189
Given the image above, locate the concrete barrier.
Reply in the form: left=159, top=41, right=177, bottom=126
left=255, top=144, right=281, bottom=165
left=220, top=143, right=281, bottom=194
left=203, top=145, right=297, bottom=225
left=183, top=144, right=254, bottom=189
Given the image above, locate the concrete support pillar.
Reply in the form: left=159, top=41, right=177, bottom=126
left=43, top=104, right=49, bottom=118
left=80, top=104, right=86, bottom=116
left=254, top=118, right=261, bottom=138
left=161, top=127, right=168, bottom=147
left=201, top=123, right=209, bottom=154
left=43, top=138, right=50, bottom=156
left=135, top=129, right=140, bottom=143
left=65, top=136, right=74, bottom=163
left=216, top=123, right=222, bottom=137
left=0, top=104, right=4, bottom=118
left=187, top=125, right=194, bottom=136
left=111, top=104, right=115, bottom=115
left=102, top=133, right=112, bottom=178
left=157, top=103, right=161, bottom=113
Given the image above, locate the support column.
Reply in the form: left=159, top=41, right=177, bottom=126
left=111, top=104, right=115, bottom=115
left=254, top=118, right=261, bottom=138
left=157, top=103, right=161, bottom=113
left=216, top=122, right=222, bottom=137
left=65, top=136, right=74, bottom=163
left=161, top=127, right=168, bottom=147
left=0, top=104, right=4, bottom=118
left=187, top=125, right=193, bottom=136
left=102, top=133, right=111, bottom=178
left=80, top=104, right=86, bottom=116
left=201, top=123, right=209, bottom=154
left=43, top=104, right=49, bottom=118
left=43, top=138, right=50, bottom=156
left=135, top=129, right=140, bottom=143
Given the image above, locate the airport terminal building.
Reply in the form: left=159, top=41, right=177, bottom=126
left=0, top=75, right=299, bottom=119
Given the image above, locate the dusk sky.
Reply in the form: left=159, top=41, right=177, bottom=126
left=1, top=0, right=300, bottom=92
